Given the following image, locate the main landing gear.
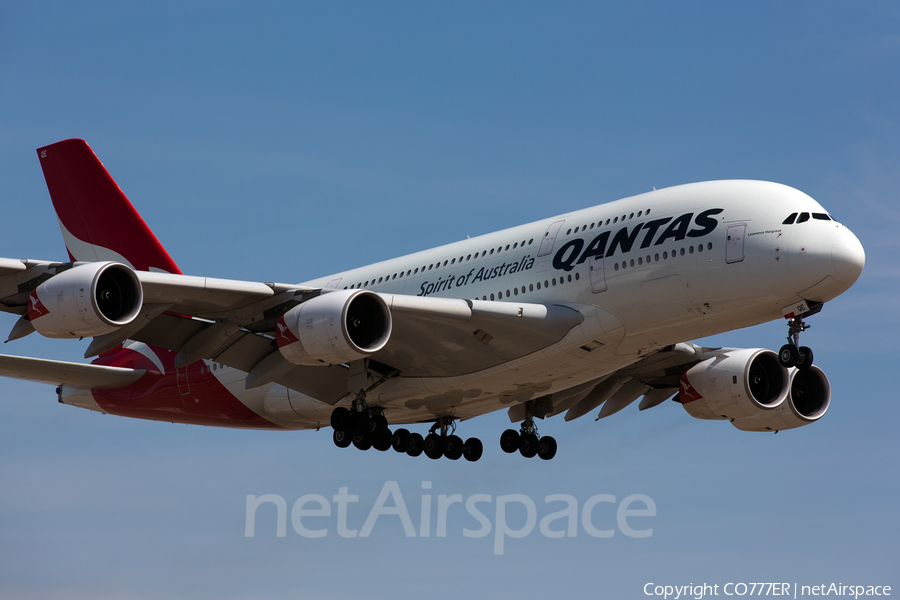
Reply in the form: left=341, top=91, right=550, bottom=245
left=330, top=407, right=483, bottom=462
left=778, top=315, right=814, bottom=370
left=499, top=415, right=557, bottom=460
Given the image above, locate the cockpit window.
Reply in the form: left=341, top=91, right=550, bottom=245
left=797, top=212, right=810, bottom=223
left=783, top=213, right=798, bottom=225
left=812, top=213, right=831, bottom=221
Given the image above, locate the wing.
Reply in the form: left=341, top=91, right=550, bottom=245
left=0, top=260, right=586, bottom=403
left=0, top=353, right=145, bottom=389
left=522, top=342, right=713, bottom=422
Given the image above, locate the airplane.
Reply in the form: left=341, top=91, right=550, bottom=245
left=0, top=139, right=865, bottom=462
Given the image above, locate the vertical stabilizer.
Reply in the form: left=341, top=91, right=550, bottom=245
left=36, top=139, right=182, bottom=274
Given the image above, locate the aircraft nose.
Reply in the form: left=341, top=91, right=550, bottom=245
left=832, top=226, right=865, bottom=285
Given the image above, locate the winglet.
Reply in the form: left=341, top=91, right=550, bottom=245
left=36, top=139, right=182, bottom=274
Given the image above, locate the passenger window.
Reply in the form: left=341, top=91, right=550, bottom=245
left=797, top=213, right=810, bottom=223
left=783, top=213, right=797, bottom=225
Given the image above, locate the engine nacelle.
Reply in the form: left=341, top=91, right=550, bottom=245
left=680, top=348, right=789, bottom=421
left=29, top=262, right=143, bottom=339
left=276, top=290, right=392, bottom=366
left=731, top=366, right=831, bottom=432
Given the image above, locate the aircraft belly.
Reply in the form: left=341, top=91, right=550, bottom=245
left=372, top=338, right=637, bottom=424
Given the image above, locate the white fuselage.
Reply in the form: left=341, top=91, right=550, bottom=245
left=220, top=180, right=864, bottom=429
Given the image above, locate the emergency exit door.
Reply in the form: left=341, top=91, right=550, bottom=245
left=725, top=223, right=746, bottom=264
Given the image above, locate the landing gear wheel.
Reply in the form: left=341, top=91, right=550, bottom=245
left=424, top=433, right=443, bottom=460
left=369, top=413, right=388, bottom=434
left=349, top=411, right=370, bottom=435
left=537, top=435, right=557, bottom=460
left=463, top=438, right=483, bottom=462
left=500, top=429, right=520, bottom=453
left=519, top=433, right=539, bottom=458
left=333, top=428, right=351, bottom=448
left=443, top=435, right=464, bottom=460
left=391, top=428, right=411, bottom=452
left=407, top=432, right=424, bottom=457
left=352, top=431, right=372, bottom=451
left=796, top=346, right=814, bottom=370
left=778, top=344, right=799, bottom=368
left=330, top=407, right=350, bottom=431
left=372, top=428, right=392, bottom=451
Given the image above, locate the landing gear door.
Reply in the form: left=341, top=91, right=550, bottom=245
left=725, top=223, right=746, bottom=264
left=537, top=220, right=566, bottom=257
left=589, top=256, right=607, bottom=293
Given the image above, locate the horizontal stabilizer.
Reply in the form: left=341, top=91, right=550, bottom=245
left=0, top=354, right=145, bottom=389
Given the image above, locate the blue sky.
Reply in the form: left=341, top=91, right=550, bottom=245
left=1, top=2, right=898, bottom=598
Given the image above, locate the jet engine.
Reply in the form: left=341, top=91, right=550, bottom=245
left=731, top=366, right=831, bottom=432
left=679, top=348, right=789, bottom=421
left=28, top=261, right=143, bottom=339
left=276, top=289, right=392, bottom=366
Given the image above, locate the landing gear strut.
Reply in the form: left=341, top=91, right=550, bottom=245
left=499, top=415, right=556, bottom=460
left=779, top=315, right=814, bottom=370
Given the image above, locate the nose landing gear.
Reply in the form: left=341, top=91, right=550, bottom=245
left=778, top=302, right=822, bottom=370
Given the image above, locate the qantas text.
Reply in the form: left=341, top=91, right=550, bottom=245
left=417, top=208, right=724, bottom=296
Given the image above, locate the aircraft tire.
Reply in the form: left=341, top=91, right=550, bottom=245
left=372, top=428, right=392, bottom=451
left=352, top=431, right=372, bottom=451
left=537, top=435, right=557, bottom=460
left=333, top=428, right=352, bottom=448
left=778, top=344, right=799, bottom=368
left=796, top=346, right=814, bottom=370
left=463, top=438, right=483, bottom=462
left=392, top=428, right=411, bottom=452
left=407, top=432, right=424, bottom=457
left=424, top=433, right=443, bottom=459
left=500, top=429, right=520, bottom=453
left=443, top=435, right=464, bottom=460
left=330, top=407, right=350, bottom=431
left=519, top=433, right=539, bottom=458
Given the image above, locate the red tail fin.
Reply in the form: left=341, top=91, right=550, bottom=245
left=36, top=139, right=182, bottom=274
